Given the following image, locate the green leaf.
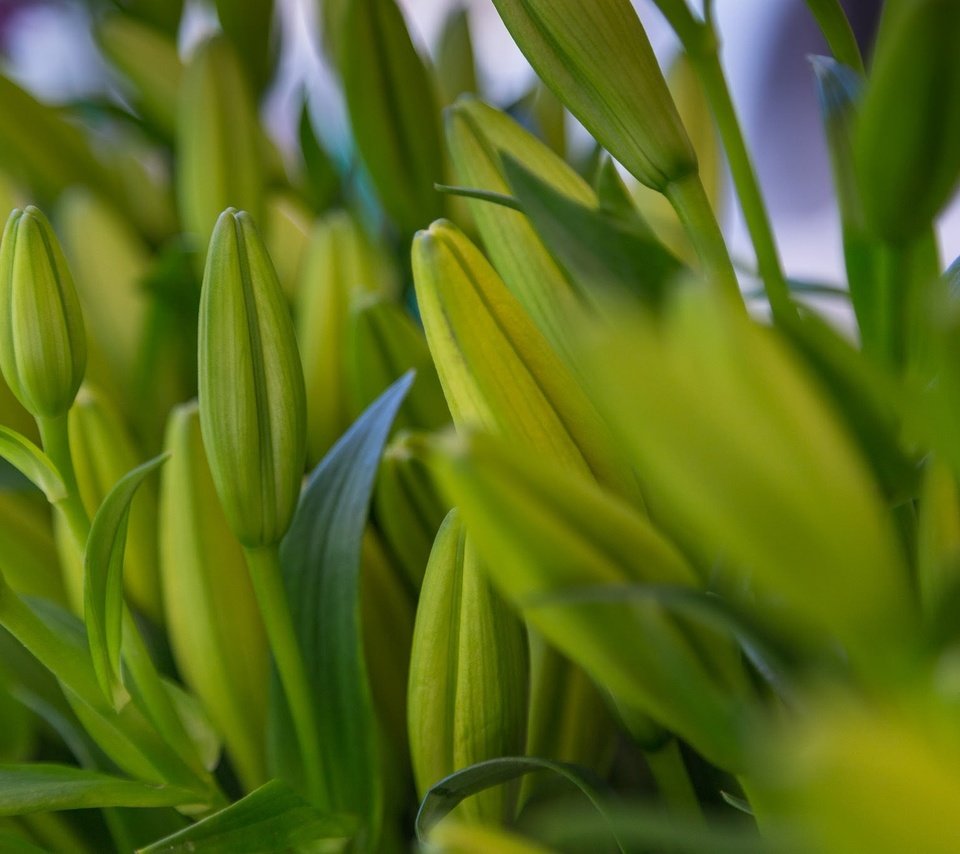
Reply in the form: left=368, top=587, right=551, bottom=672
left=298, top=100, right=340, bottom=211
left=277, top=373, right=413, bottom=844
left=214, top=0, right=278, bottom=96
left=0, top=427, right=65, bottom=504
left=436, top=5, right=478, bottom=104
left=502, top=155, right=683, bottom=308
left=138, top=780, right=357, bottom=853
left=340, top=0, right=444, bottom=233
left=0, top=764, right=198, bottom=816
left=416, top=756, right=623, bottom=852
left=84, top=454, right=169, bottom=709
left=803, top=0, right=864, bottom=73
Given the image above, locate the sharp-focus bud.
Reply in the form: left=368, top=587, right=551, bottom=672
left=296, top=211, right=395, bottom=463
left=855, top=0, right=960, bottom=241
left=445, top=96, right=592, bottom=360
left=412, top=219, right=635, bottom=500
left=374, top=435, right=450, bottom=588
left=0, top=206, right=86, bottom=419
left=65, top=384, right=162, bottom=624
left=198, top=208, right=307, bottom=548
left=491, top=0, right=696, bottom=192
left=347, top=296, right=449, bottom=432
left=178, top=36, right=263, bottom=252
left=97, top=13, right=183, bottom=137
left=408, top=510, right=528, bottom=824
left=160, top=401, right=269, bottom=790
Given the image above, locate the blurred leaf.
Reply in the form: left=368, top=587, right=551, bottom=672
left=0, top=764, right=197, bottom=816
left=502, top=155, right=683, bottom=308
left=855, top=0, right=960, bottom=242
left=0, top=427, right=65, bottom=504
left=340, top=0, right=444, bottom=233
left=416, top=756, right=622, bottom=852
left=803, top=0, right=864, bottom=73
left=427, top=822, right=556, bottom=854
left=298, top=100, right=341, bottom=211
left=0, top=493, right=64, bottom=602
left=278, top=373, right=413, bottom=843
left=84, top=454, right=168, bottom=709
left=215, top=0, right=278, bottom=96
left=107, top=0, right=183, bottom=36
left=97, top=14, right=183, bottom=138
left=139, top=780, right=356, bottom=853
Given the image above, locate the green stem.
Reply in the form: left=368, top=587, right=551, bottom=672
left=37, top=414, right=90, bottom=550
left=687, top=44, right=796, bottom=323
left=665, top=172, right=742, bottom=306
left=243, top=545, right=324, bottom=804
left=644, top=739, right=704, bottom=821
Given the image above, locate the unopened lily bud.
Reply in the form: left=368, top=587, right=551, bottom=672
left=0, top=206, right=86, bottom=418
left=491, top=0, right=696, bottom=192
left=408, top=510, right=528, bottom=824
left=198, top=208, right=307, bottom=548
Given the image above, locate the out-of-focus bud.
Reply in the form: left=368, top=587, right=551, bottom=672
left=0, top=207, right=86, bottom=419
left=264, top=192, right=312, bottom=301
left=58, top=190, right=151, bottom=409
left=65, top=385, right=162, bottom=624
left=177, top=37, right=263, bottom=253
left=346, top=296, right=449, bottom=432
left=160, top=401, right=269, bottom=790
left=408, top=510, right=528, bottom=825
left=296, top=211, right=395, bottom=463
left=491, top=0, right=696, bottom=192
left=374, top=435, right=450, bottom=589
left=198, top=208, right=306, bottom=548
left=97, top=14, right=182, bottom=137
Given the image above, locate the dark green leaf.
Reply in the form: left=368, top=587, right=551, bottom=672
left=502, top=155, right=683, bottom=308
left=84, top=455, right=169, bottom=708
left=804, top=0, right=864, bottom=73
left=298, top=100, right=340, bottom=211
left=138, top=780, right=357, bottom=853
left=415, top=756, right=623, bottom=852
left=0, top=764, right=197, bottom=816
left=278, top=373, right=413, bottom=844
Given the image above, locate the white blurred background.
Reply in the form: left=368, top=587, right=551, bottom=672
left=4, top=0, right=959, bottom=294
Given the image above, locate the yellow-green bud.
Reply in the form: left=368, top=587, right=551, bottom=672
left=198, top=208, right=307, bottom=548
left=0, top=206, right=86, bottom=418
left=408, top=510, right=528, bottom=825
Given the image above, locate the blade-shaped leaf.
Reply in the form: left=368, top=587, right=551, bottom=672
left=502, top=155, right=683, bottom=308
left=84, top=454, right=169, bottom=709
left=138, top=780, right=357, bottom=854
left=0, top=427, right=65, bottom=503
left=416, top=756, right=622, bottom=853
left=0, top=764, right=197, bottom=816
left=278, top=373, right=413, bottom=844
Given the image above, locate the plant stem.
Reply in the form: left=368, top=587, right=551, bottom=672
left=687, top=43, right=796, bottom=323
left=644, top=739, right=704, bottom=821
left=37, top=414, right=90, bottom=550
left=243, top=544, right=324, bottom=804
left=665, top=172, right=742, bottom=306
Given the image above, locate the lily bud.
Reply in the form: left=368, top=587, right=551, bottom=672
left=0, top=206, right=86, bottom=418
left=198, top=208, right=307, bottom=548
left=408, top=510, right=528, bottom=824
left=491, top=0, right=696, bottom=192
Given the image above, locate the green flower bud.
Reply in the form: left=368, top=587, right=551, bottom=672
left=198, top=208, right=307, bottom=548
left=408, top=510, right=528, bottom=824
left=491, top=0, right=696, bottom=192
left=0, top=206, right=86, bottom=418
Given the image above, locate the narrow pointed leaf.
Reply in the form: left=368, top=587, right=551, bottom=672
left=0, top=427, right=65, bottom=503
left=804, top=0, right=864, bottom=73
left=84, top=454, right=169, bottom=709
left=0, top=765, right=198, bottom=816
left=278, top=373, right=413, bottom=843
left=138, top=780, right=357, bottom=853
